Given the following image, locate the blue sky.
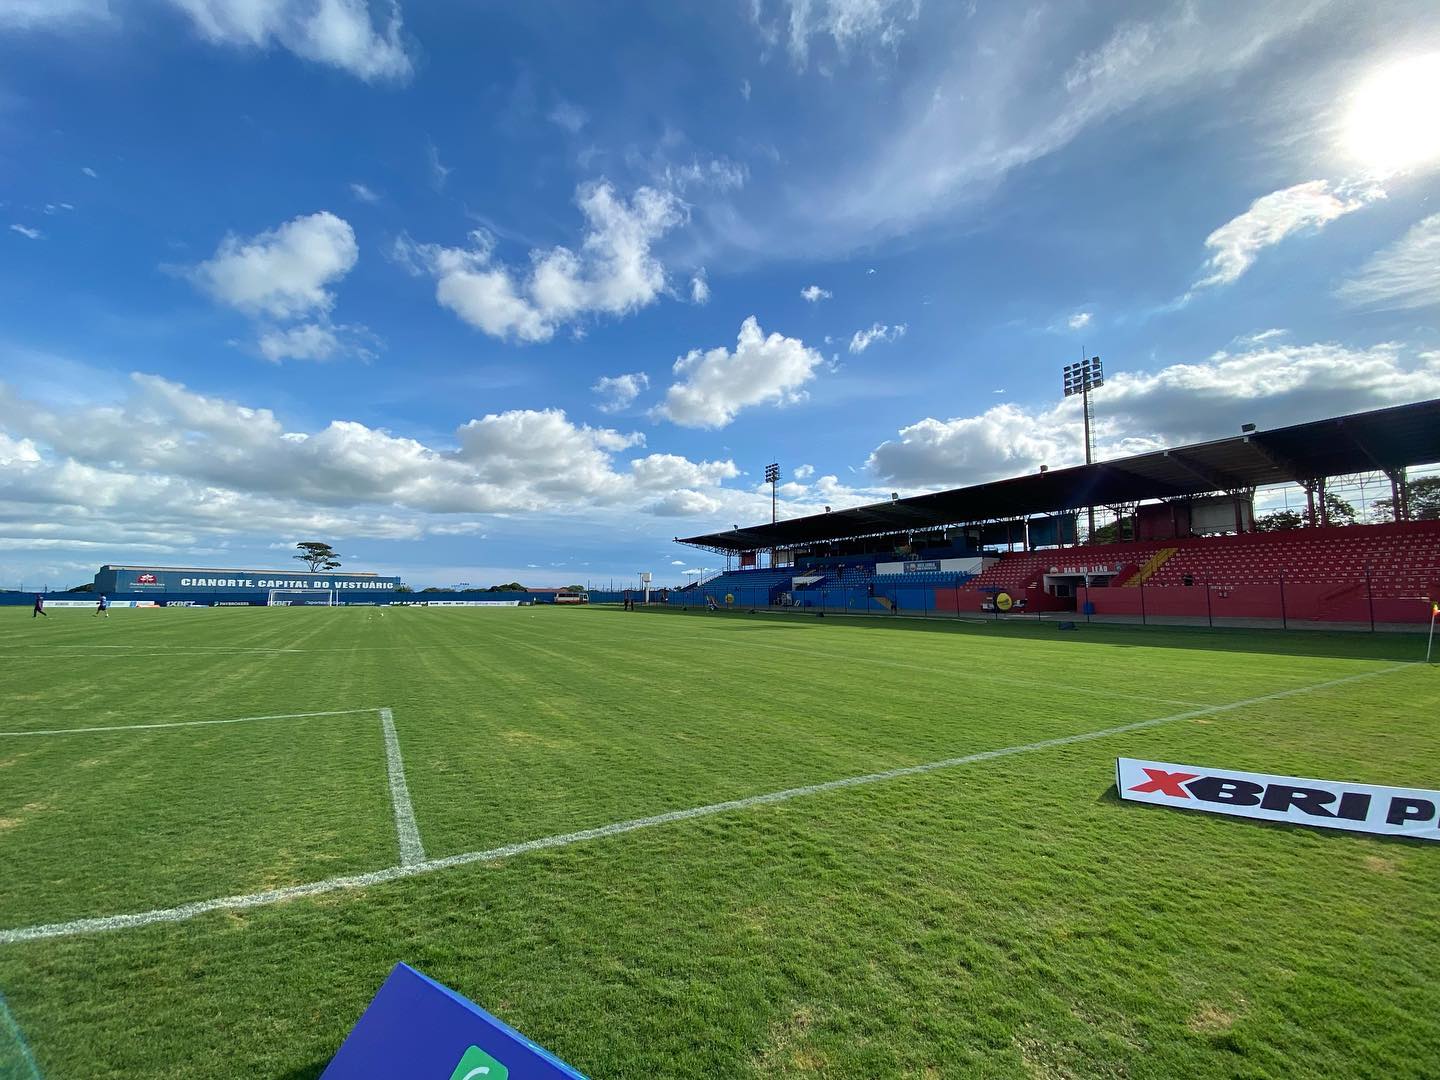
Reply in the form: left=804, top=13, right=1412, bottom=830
left=1, top=0, right=1438, bottom=590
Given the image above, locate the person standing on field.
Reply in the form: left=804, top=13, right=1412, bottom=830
left=94, top=594, right=109, bottom=618
left=32, top=594, right=46, bottom=618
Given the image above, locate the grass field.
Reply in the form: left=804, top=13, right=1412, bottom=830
left=1, top=605, right=1438, bottom=1079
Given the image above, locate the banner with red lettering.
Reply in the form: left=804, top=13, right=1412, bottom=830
left=1116, top=758, right=1440, bottom=841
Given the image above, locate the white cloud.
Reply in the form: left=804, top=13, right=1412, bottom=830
left=547, top=101, right=588, bottom=134
left=164, top=0, right=412, bottom=81
left=848, top=322, right=906, bottom=353
left=81, top=166, right=98, bottom=178
left=660, top=157, right=748, bottom=193
left=794, top=463, right=814, bottom=478
left=630, top=453, right=740, bottom=489
left=256, top=324, right=371, bottom=365
left=427, top=140, right=450, bottom=190
left=9, top=224, right=41, bottom=239
left=1336, top=213, right=1440, bottom=312
left=400, top=181, right=685, bottom=343
left=655, top=316, right=826, bottom=429
left=349, top=181, right=380, bottom=203
left=0, top=0, right=109, bottom=29
left=191, top=210, right=358, bottom=319
left=690, top=269, right=710, bottom=304
left=868, top=339, right=1440, bottom=485
left=1067, top=311, right=1092, bottom=330
left=592, top=372, right=649, bottom=413
left=740, top=78, right=751, bottom=100
left=801, top=284, right=832, bottom=302
left=753, top=0, right=920, bottom=67
left=1194, top=180, right=1379, bottom=290
left=671, top=558, right=686, bottom=565
left=0, top=374, right=785, bottom=559
left=746, top=3, right=1354, bottom=259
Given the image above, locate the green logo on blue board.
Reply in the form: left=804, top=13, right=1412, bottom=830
left=449, top=1045, right=509, bottom=1080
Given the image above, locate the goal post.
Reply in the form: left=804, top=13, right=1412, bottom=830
left=267, top=589, right=337, bottom=607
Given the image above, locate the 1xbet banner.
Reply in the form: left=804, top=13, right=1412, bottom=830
left=1117, top=758, right=1440, bottom=841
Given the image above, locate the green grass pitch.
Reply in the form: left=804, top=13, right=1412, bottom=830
left=1, top=605, right=1437, bottom=1079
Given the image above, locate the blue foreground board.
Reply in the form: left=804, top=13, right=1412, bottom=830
left=321, top=962, right=588, bottom=1080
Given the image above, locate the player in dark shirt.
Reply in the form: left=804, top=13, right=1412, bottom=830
left=32, top=594, right=46, bottom=618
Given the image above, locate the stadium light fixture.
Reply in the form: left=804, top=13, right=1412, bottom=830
left=764, top=462, right=780, bottom=525
left=1061, top=354, right=1103, bottom=541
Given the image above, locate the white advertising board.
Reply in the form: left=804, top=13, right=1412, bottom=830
left=1117, top=758, right=1440, bottom=841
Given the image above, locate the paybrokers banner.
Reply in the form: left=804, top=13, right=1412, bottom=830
left=1117, top=758, right=1440, bottom=841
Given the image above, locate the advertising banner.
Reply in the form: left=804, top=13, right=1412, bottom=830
left=419, top=601, right=522, bottom=607
left=1117, top=758, right=1440, bottom=841
left=39, top=600, right=155, bottom=609
left=322, top=963, right=585, bottom=1079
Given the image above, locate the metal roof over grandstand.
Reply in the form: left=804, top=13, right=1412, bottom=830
left=677, top=398, right=1440, bottom=554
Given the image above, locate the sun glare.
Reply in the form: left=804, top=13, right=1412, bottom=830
left=1343, top=52, right=1440, bottom=176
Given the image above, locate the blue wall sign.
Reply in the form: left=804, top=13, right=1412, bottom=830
left=321, top=963, right=587, bottom=1080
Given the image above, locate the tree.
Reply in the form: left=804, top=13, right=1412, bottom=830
left=1372, top=476, right=1440, bottom=522
left=487, top=582, right=526, bottom=592
left=560, top=584, right=585, bottom=593
left=1084, top=517, right=1134, bottom=545
left=1255, top=509, right=1304, bottom=532
left=394, top=584, right=413, bottom=593
left=1323, top=492, right=1357, bottom=526
left=295, top=542, right=341, bottom=573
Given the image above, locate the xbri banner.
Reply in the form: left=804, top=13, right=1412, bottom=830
left=1116, top=758, right=1440, bottom=841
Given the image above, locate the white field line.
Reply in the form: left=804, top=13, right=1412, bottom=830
left=0, top=663, right=1410, bottom=946
left=0, top=708, right=382, bottom=738
left=380, top=708, right=425, bottom=866
left=5, top=648, right=306, bottom=656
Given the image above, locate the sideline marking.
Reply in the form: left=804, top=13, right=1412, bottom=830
left=0, top=709, right=384, bottom=739
left=380, top=708, right=425, bottom=865
left=0, top=663, right=1409, bottom=945
left=2, top=648, right=306, bottom=656
left=0, top=987, right=42, bottom=1080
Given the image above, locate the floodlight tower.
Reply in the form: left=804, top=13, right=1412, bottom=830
left=1062, top=355, right=1104, bottom=541
left=765, top=461, right=780, bottom=568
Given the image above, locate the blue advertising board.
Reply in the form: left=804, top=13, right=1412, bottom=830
left=93, top=564, right=401, bottom=596
left=321, top=963, right=587, bottom=1080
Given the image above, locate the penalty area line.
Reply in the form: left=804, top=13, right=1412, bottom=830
left=0, top=663, right=1410, bottom=945
left=0, top=708, right=385, bottom=738
left=380, top=708, right=425, bottom=866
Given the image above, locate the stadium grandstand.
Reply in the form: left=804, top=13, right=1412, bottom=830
left=675, top=398, right=1440, bottom=629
